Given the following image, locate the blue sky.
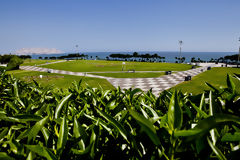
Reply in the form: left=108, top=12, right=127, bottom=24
left=0, top=0, right=240, bottom=54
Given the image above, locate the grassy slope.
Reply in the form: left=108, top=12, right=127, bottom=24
left=21, top=59, right=61, bottom=66
left=92, top=72, right=166, bottom=78
left=171, top=67, right=240, bottom=95
left=6, top=70, right=115, bottom=90
left=42, top=60, right=192, bottom=72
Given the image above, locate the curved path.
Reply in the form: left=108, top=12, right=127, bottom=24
left=20, top=64, right=215, bottom=95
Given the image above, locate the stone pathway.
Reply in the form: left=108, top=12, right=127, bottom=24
left=20, top=64, right=215, bottom=95
left=37, top=60, right=69, bottom=66
left=107, top=66, right=210, bottom=95
left=19, top=66, right=108, bottom=79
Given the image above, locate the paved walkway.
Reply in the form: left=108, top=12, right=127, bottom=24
left=107, top=66, right=211, bottom=95
left=20, top=64, right=216, bottom=95
left=19, top=66, right=108, bottom=79
left=37, top=60, right=69, bottom=66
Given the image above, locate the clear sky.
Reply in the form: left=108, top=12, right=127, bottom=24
left=0, top=0, right=240, bottom=54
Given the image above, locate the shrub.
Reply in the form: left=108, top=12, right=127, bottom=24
left=0, top=71, right=239, bottom=159
left=6, top=56, right=23, bottom=70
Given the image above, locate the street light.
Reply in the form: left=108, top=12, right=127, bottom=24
left=75, top=45, right=79, bottom=60
left=75, top=45, right=79, bottom=53
left=179, top=40, right=183, bottom=63
left=238, top=37, right=240, bottom=68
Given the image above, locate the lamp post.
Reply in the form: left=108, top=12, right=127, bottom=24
left=75, top=45, right=79, bottom=60
left=75, top=45, right=79, bottom=53
left=179, top=40, right=183, bottom=63
left=238, top=37, right=240, bottom=68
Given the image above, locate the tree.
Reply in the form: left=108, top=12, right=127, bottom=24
left=7, top=56, right=23, bottom=70
left=39, top=56, right=42, bottom=59
left=19, top=55, right=31, bottom=59
left=133, top=52, right=139, bottom=60
left=191, top=57, right=196, bottom=63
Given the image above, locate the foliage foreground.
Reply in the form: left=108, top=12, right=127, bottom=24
left=0, top=71, right=240, bottom=160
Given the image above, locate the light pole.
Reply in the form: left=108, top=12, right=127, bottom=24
left=75, top=45, right=79, bottom=60
left=238, top=37, right=240, bottom=68
left=75, top=45, right=79, bottom=53
left=179, top=40, right=183, bottom=63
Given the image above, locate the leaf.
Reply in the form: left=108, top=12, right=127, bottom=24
left=73, top=116, right=81, bottom=138
left=27, top=151, right=33, bottom=160
left=90, top=129, right=97, bottom=159
left=97, top=109, right=129, bottom=142
left=107, top=100, right=117, bottom=110
left=130, top=88, right=142, bottom=97
left=0, top=127, right=8, bottom=140
left=17, top=128, right=31, bottom=140
left=0, top=152, right=15, bottom=160
left=25, top=144, right=57, bottom=160
left=129, top=109, right=161, bottom=146
left=174, top=114, right=240, bottom=139
left=129, top=109, right=155, bottom=133
left=199, top=93, right=205, bottom=111
left=57, top=116, right=68, bottom=152
left=174, top=129, right=202, bottom=137
left=41, top=127, right=50, bottom=145
left=221, top=132, right=240, bottom=142
left=55, top=93, right=72, bottom=119
left=233, top=73, right=240, bottom=81
left=13, top=114, right=42, bottom=122
left=84, top=114, right=112, bottom=136
left=205, top=82, right=220, bottom=93
left=167, top=91, right=182, bottom=132
left=209, top=91, right=214, bottom=116
left=28, top=116, right=49, bottom=142
left=6, top=101, right=19, bottom=113
left=13, top=81, right=25, bottom=108
left=141, top=102, right=159, bottom=118
left=160, top=114, right=168, bottom=128
left=226, top=74, right=235, bottom=93
left=0, top=114, right=42, bottom=123
left=207, top=137, right=227, bottom=160
left=13, top=81, right=19, bottom=99
left=73, top=116, right=88, bottom=142
left=209, top=91, right=218, bottom=145
left=71, top=144, right=91, bottom=155
left=189, top=101, right=208, bottom=118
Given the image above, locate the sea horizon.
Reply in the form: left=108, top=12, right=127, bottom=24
left=25, top=51, right=237, bottom=63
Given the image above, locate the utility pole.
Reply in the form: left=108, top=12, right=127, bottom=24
left=179, top=40, right=183, bottom=63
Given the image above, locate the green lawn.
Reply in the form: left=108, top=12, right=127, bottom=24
left=171, top=67, right=240, bottom=95
left=42, top=60, right=192, bottom=72
left=21, top=59, right=61, bottom=66
left=92, top=72, right=167, bottom=78
left=6, top=70, right=115, bottom=90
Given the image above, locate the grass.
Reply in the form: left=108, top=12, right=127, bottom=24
left=92, top=72, right=167, bottom=78
left=42, top=60, right=192, bottom=72
left=171, top=67, right=240, bottom=95
left=6, top=70, right=115, bottom=90
left=21, top=59, right=61, bottom=66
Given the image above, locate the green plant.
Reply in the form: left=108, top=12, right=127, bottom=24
left=7, top=56, right=23, bottom=70
left=0, top=71, right=239, bottom=159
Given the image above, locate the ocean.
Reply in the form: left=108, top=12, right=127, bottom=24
left=30, top=51, right=237, bottom=63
